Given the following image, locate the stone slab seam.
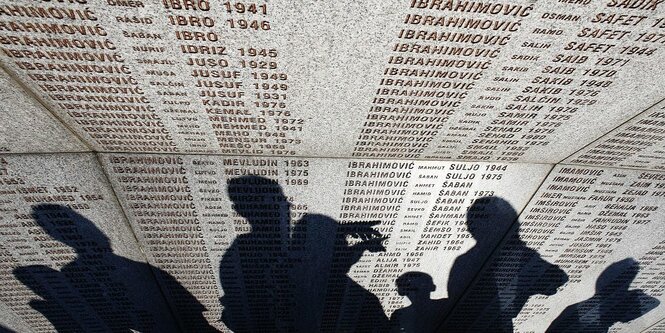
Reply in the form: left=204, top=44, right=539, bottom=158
left=435, top=162, right=557, bottom=331
left=92, top=152, right=187, bottom=333
left=0, top=61, right=93, bottom=153
left=558, top=97, right=665, bottom=168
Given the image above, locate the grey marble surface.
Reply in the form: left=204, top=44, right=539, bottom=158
left=645, top=319, right=665, bottom=333
left=565, top=98, right=665, bottom=171
left=0, top=0, right=664, bottom=331
left=0, top=67, right=87, bottom=153
left=0, top=0, right=662, bottom=163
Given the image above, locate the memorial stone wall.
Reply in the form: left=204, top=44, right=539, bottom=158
left=0, top=0, right=664, bottom=332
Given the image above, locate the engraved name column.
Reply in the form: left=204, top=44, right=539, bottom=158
left=353, top=1, right=533, bottom=160
left=105, top=154, right=220, bottom=330
left=0, top=1, right=178, bottom=152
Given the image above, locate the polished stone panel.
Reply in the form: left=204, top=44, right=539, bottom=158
left=0, top=1, right=662, bottom=161
left=0, top=0, right=664, bottom=330
left=99, top=153, right=550, bottom=331
left=444, top=165, right=665, bottom=333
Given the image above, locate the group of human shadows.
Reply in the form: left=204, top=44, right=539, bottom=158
left=5, top=175, right=660, bottom=333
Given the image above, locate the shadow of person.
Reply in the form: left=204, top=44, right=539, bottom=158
left=13, top=204, right=215, bottom=332
left=440, top=196, right=569, bottom=332
left=389, top=272, right=446, bottom=333
left=444, top=197, right=517, bottom=310
left=219, top=176, right=294, bottom=332
left=546, top=258, right=660, bottom=333
left=290, top=214, right=389, bottom=333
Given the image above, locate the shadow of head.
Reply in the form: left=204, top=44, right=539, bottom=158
left=31, top=204, right=110, bottom=251
left=466, top=196, right=517, bottom=241
left=396, top=272, right=436, bottom=300
left=227, top=175, right=290, bottom=225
